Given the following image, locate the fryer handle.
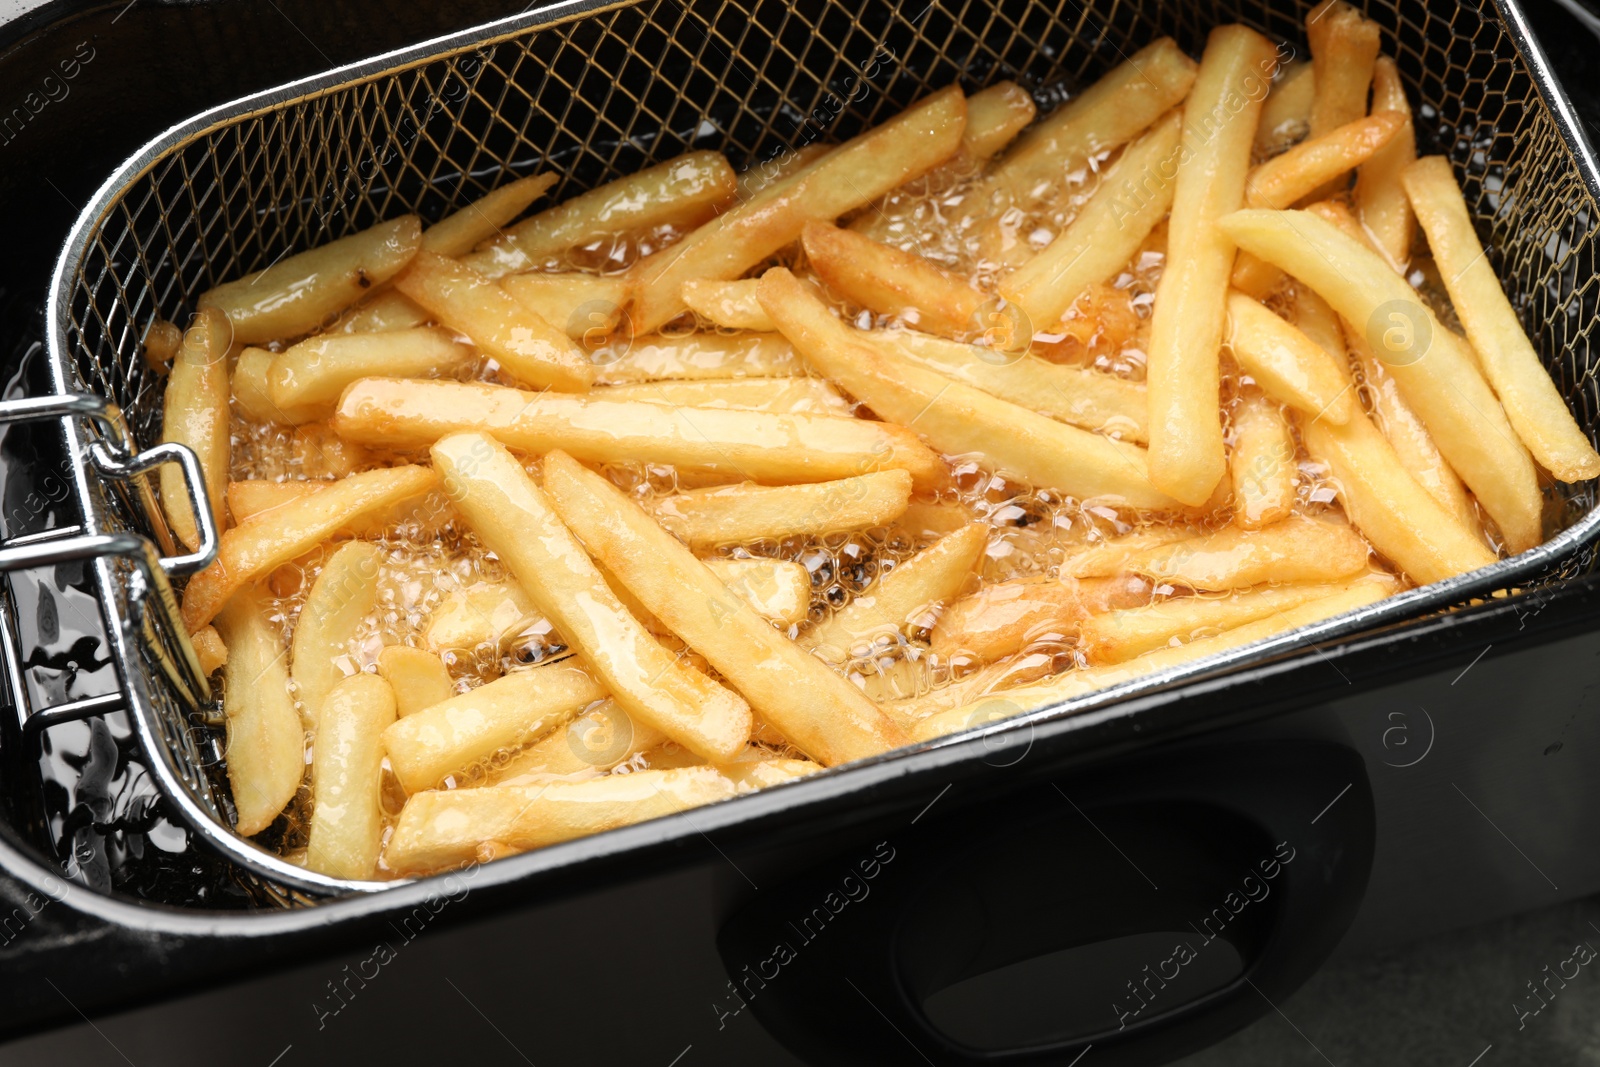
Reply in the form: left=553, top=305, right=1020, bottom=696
left=718, top=740, right=1374, bottom=1067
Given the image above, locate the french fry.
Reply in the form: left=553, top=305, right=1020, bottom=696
left=718, top=755, right=823, bottom=792
left=970, top=39, right=1198, bottom=217
left=915, top=578, right=1394, bottom=740
left=383, top=662, right=607, bottom=792
left=629, top=87, right=968, bottom=332
left=802, top=221, right=986, bottom=339
left=1244, top=112, right=1404, bottom=210
left=1219, top=208, right=1543, bottom=551
left=290, top=540, right=382, bottom=728
left=1225, top=291, right=1355, bottom=423
left=1356, top=58, right=1416, bottom=269
left=181, top=465, right=437, bottom=631
left=1290, top=281, right=1349, bottom=359
left=1229, top=253, right=1286, bottom=302
left=1001, top=112, right=1184, bottom=329
left=500, top=272, right=632, bottom=342
left=543, top=450, right=908, bottom=766
left=711, top=558, right=812, bottom=628
left=1230, top=394, right=1297, bottom=530
left=265, top=327, right=473, bottom=422
left=930, top=573, right=1152, bottom=663
left=214, top=594, right=303, bottom=837
left=331, top=290, right=431, bottom=335
left=142, top=318, right=182, bottom=374
left=1146, top=26, right=1280, bottom=506
left=1403, top=156, right=1600, bottom=483
left=191, top=624, right=228, bottom=676
left=805, top=523, right=988, bottom=659
left=376, top=646, right=455, bottom=718
left=233, top=347, right=320, bottom=424
left=1079, top=579, right=1362, bottom=664
left=384, top=766, right=737, bottom=875
left=1306, top=1, right=1381, bottom=139
left=487, top=698, right=666, bottom=783
left=305, top=673, right=395, bottom=879
left=432, top=433, right=752, bottom=762
left=736, top=145, right=833, bottom=201
left=1347, top=326, right=1481, bottom=535
left=861, top=329, right=1149, bottom=442
left=757, top=268, right=1178, bottom=508
left=1119, top=513, right=1371, bottom=590
left=394, top=251, right=592, bottom=392
left=333, top=378, right=946, bottom=490
left=653, top=469, right=913, bottom=548
left=962, top=80, right=1039, bottom=163
left=681, top=279, right=775, bottom=332
left=160, top=308, right=230, bottom=550
left=464, top=152, right=738, bottom=279
left=227, top=478, right=454, bottom=539
left=898, top=499, right=976, bottom=540
left=199, top=216, right=421, bottom=344
left=1255, top=60, right=1315, bottom=156
left=287, top=424, right=373, bottom=479
left=1059, top=525, right=1200, bottom=578
left=420, top=173, right=557, bottom=257
left=591, top=332, right=802, bottom=383
left=596, top=377, right=850, bottom=415
left=881, top=651, right=1060, bottom=724
left=1301, top=406, right=1498, bottom=584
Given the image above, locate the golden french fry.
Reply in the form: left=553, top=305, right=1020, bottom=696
left=233, top=346, right=320, bottom=424
left=1002, top=111, right=1184, bottom=329
left=181, top=465, right=437, bottom=631
left=331, top=290, right=432, bottom=334
left=1347, top=326, right=1481, bottom=536
left=1079, top=579, right=1362, bottom=664
left=803, top=221, right=986, bottom=339
left=653, top=469, right=912, bottom=548
left=305, top=673, right=395, bottom=880
left=1307, top=1, right=1381, bottom=139
left=394, top=251, right=592, bottom=392
left=500, top=272, right=632, bottom=342
left=681, top=279, right=775, bottom=332
left=432, top=433, right=751, bottom=762
left=160, top=308, right=230, bottom=550
left=880, top=651, right=1060, bottom=724
left=200, top=216, right=421, bottom=344
left=421, top=173, right=556, bottom=257
left=376, top=646, right=454, bottom=718
left=1059, top=525, right=1201, bottom=578
left=1403, top=156, right=1600, bottom=482
left=710, top=558, right=812, bottom=628
left=487, top=698, right=666, bottom=783
left=1230, top=395, right=1297, bottom=530
left=142, top=318, right=182, bottom=374
left=757, top=268, right=1178, bottom=508
left=915, top=579, right=1395, bottom=740
left=1146, top=26, right=1280, bottom=506
left=1356, top=58, right=1416, bottom=269
left=543, top=450, right=907, bottom=766
left=717, top=753, right=823, bottom=792
left=1290, top=280, right=1348, bottom=356
left=962, top=80, right=1038, bottom=162
left=1229, top=252, right=1286, bottom=302
left=383, top=662, right=607, bottom=792
left=898, top=499, right=976, bottom=540
left=596, top=377, right=849, bottom=415
left=464, top=152, right=738, bottom=279
left=266, top=326, right=473, bottom=422
left=214, top=593, right=303, bottom=837
left=1225, top=290, right=1355, bottom=423
left=191, top=624, right=228, bottom=676
left=1301, top=406, right=1498, bottom=584
left=333, top=377, right=946, bottom=490
left=629, top=88, right=968, bottom=332
left=1255, top=60, right=1315, bottom=156
left=970, top=39, right=1197, bottom=217
left=930, top=573, right=1152, bottom=663
left=736, top=145, right=833, bottom=201
left=1244, top=112, right=1403, bottom=210
left=291, top=540, right=382, bottom=728
left=592, top=332, right=802, bottom=383
left=1120, top=513, right=1370, bottom=590
left=385, top=766, right=737, bottom=875
left=227, top=478, right=453, bottom=540
left=806, top=523, right=988, bottom=659
left=1219, top=208, right=1543, bottom=551
left=860, top=330, right=1149, bottom=443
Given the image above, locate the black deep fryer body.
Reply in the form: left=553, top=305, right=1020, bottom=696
left=1, top=1, right=1599, bottom=1064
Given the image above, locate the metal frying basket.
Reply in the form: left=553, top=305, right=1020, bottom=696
left=19, top=0, right=1600, bottom=900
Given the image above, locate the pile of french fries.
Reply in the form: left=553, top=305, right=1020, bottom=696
left=149, top=1, right=1598, bottom=880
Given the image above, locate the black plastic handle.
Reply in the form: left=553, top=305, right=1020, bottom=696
left=718, top=740, right=1374, bottom=1066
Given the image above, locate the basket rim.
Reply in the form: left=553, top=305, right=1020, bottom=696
left=40, top=0, right=1600, bottom=900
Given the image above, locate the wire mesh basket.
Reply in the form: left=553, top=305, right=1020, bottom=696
left=21, top=0, right=1600, bottom=899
